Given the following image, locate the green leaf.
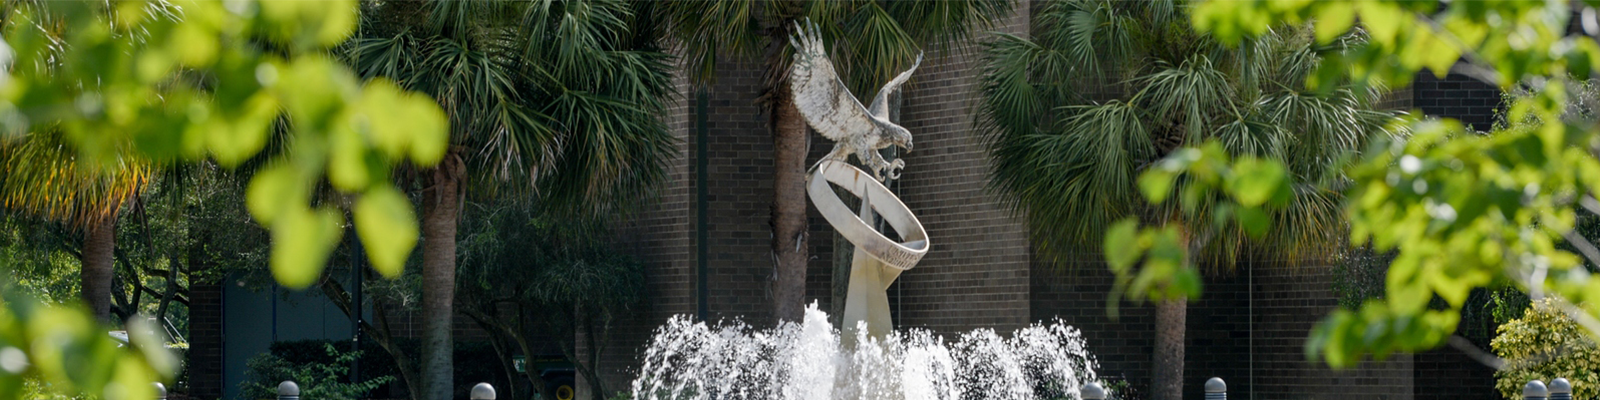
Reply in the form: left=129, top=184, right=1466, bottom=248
left=1105, top=219, right=1144, bottom=272
left=1235, top=206, right=1270, bottom=237
left=1358, top=2, right=1403, bottom=46
left=257, top=0, right=358, bottom=49
left=274, top=57, right=357, bottom=129
left=270, top=207, right=343, bottom=289
left=354, top=185, right=418, bottom=278
left=1419, top=32, right=1461, bottom=78
left=1314, top=4, right=1354, bottom=43
left=1138, top=168, right=1179, bottom=202
left=359, top=79, right=448, bottom=166
left=245, top=164, right=303, bottom=226
left=328, top=120, right=370, bottom=192
left=1227, top=158, right=1287, bottom=207
left=400, top=94, right=448, bottom=166
left=206, top=93, right=278, bottom=167
left=1172, top=267, right=1203, bottom=300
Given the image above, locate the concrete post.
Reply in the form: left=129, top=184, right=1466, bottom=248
left=470, top=383, right=495, bottom=400
left=277, top=381, right=300, bottom=400
left=1550, top=378, right=1572, bottom=400
left=1205, top=377, right=1226, bottom=400
left=1525, top=380, right=1549, bottom=400
left=153, top=383, right=166, bottom=400
left=1081, top=382, right=1106, bottom=400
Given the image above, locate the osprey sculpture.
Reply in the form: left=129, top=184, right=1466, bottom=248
left=793, top=20, right=930, bottom=346
left=789, top=20, right=922, bottom=181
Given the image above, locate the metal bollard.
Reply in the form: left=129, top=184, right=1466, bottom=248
left=1205, top=377, right=1226, bottom=400
left=277, top=381, right=300, bottom=400
left=1550, top=378, right=1572, bottom=400
left=153, top=383, right=166, bottom=400
left=470, top=383, right=496, bottom=400
left=1080, top=382, right=1106, bottom=400
left=1526, top=380, right=1550, bottom=400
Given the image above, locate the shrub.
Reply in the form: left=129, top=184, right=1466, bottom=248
left=269, top=339, right=406, bottom=395
left=263, top=339, right=515, bottom=399
left=1492, top=298, right=1600, bottom=400
left=240, top=344, right=393, bottom=400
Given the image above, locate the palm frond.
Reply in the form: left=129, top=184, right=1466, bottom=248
left=656, top=0, right=762, bottom=86
left=979, top=1, right=1399, bottom=267
left=989, top=101, right=1152, bottom=255
left=0, top=132, right=149, bottom=229
left=350, top=0, right=678, bottom=217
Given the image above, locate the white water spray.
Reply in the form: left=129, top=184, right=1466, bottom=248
left=632, top=303, right=1102, bottom=400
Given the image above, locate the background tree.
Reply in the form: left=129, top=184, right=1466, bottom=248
left=457, top=200, right=645, bottom=400
left=0, top=133, right=150, bottom=322
left=346, top=1, right=676, bottom=398
left=657, top=0, right=1013, bottom=323
left=977, top=1, right=1397, bottom=398
left=108, top=163, right=270, bottom=340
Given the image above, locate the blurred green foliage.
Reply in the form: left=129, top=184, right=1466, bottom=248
left=1, top=0, right=447, bottom=288
left=0, top=1, right=452, bottom=399
left=1135, top=0, right=1600, bottom=368
left=0, top=293, right=175, bottom=400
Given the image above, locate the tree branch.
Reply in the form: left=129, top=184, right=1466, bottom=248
left=1446, top=335, right=1506, bottom=370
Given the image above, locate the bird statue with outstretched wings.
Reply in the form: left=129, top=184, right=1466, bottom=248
left=789, top=20, right=922, bottom=181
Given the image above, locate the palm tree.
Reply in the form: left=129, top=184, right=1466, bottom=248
left=657, top=0, right=1014, bottom=323
left=0, top=132, right=150, bottom=322
left=978, top=2, right=1397, bottom=399
left=347, top=2, right=676, bottom=399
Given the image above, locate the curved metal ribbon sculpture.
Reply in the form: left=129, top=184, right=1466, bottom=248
left=808, top=160, right=929, bottom=343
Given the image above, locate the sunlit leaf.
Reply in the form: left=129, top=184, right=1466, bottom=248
left=354, top=185, right=418, bottom=278
left=1226, top=158, right=1285, bottom=207
left=1314, top=4, right=1354, bottom=43
left=269, top=207, right=343, bottom=289
left=1138, top=169, right=1177, bottom=202
left=1105, top=219, right=1144, bottom=271
left=245, top=164, right=303, bottom=226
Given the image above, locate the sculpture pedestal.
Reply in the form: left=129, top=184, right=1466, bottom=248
left=808, top=160, right=928, bottom=346
left=841, top=242, right=899, bottom=341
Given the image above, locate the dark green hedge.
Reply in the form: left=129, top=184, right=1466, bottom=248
left=266, top=339, right=520, bottom=400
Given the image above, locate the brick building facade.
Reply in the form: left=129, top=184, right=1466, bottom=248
left=184, top=4, right=1509, bottom=400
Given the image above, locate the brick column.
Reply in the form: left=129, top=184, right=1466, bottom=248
left=186, top=282, right=224, bottom=399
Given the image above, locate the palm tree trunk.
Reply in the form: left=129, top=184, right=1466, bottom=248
left=771, top=95, right=810, bottom=323
left=374, top=301, right=424, bottom=400
left=581, top=311, right=606, bottom=399
left=421, top=162, right=462, bottom=400
left=1152, top=298, right=1186, bottom=400
left=82, top=215, right=117, bottom=322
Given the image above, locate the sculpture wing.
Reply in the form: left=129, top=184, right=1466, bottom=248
left=789, top=20, right=876, bottom=142
left=867, top=52, right=922, bottom=119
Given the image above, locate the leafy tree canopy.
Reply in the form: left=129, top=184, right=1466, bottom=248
left=0, top=1, right=449, bottom=398
left=1110, top=0, right=1600, bottom=368
left=2, top=0, right=448, bottom=288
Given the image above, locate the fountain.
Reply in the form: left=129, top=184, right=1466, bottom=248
left=631, top=305, right=1100, bottom=400
left=628, top=21, right=1103, bottom=400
